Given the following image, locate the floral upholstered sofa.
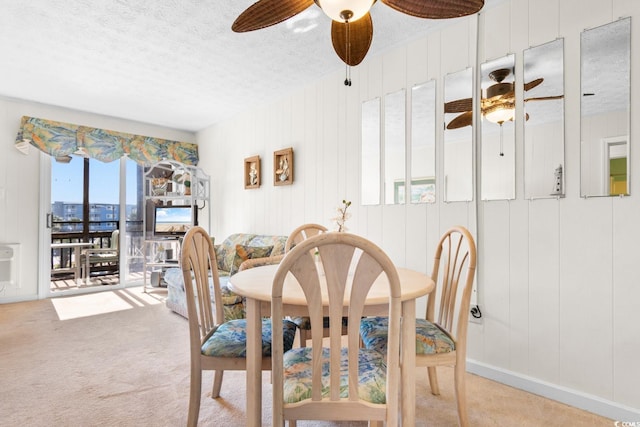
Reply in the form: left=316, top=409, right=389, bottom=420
left=164, top=233, right=287, bottom=319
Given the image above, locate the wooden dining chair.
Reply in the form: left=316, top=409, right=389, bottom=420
left=180, top=226, right=297, bottom=427
left=359, top=225, right=477, bottom=426
left=285, top=223, right=348, bottom=347
left=284, top=223, right=327, bottom=252
left=271, top=232, right=402, bottom=426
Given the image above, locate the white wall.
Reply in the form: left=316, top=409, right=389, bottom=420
left=0, top=97, right=194, bottom=301
left=197, top=0, right=640, bottom=420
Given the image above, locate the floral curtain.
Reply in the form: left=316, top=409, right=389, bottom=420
left=15, top=116, right=198, bottom=166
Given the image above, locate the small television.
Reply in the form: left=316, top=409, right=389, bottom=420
left=153, top=205, right=197, bottom=237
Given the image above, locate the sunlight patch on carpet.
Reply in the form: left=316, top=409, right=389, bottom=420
left=118, top=286, right=167, bottom=306
left=52, top=291, right=137, bottom=320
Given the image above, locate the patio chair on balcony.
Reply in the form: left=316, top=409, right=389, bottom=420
left=82, top=230, right=119, bottom=283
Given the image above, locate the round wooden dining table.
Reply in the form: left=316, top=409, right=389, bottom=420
left=228, top=263, right=435, bottom=426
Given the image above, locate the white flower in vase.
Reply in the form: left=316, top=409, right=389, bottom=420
left=331, top=200, right=352, bottom=232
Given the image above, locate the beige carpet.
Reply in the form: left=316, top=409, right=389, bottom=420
left=0, top=287, right=612, bottom=426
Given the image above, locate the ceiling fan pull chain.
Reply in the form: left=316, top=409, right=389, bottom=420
left=344, top=18, right=352, bottom=86
left=499, top=123, right=505, bottom=156
left=344, top=65, right=351, bottom=86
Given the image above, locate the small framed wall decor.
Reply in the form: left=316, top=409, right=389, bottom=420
left=274, top=147, right=293, bottom=186
left=244, top=155, right=261, bottom=189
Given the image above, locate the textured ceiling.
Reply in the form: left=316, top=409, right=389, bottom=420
left=0, top=0, right=504, bottom=132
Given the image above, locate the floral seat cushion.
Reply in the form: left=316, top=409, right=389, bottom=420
left=281, top=347, right=388, bottom=404
left=218, top=283, right=245, bottom=321
left=202, top=318, right=298, bottom=358
left=360, top=316, right=455, bottom=355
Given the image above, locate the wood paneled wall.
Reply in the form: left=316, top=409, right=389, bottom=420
left=199, top=0, right=639, bottom=418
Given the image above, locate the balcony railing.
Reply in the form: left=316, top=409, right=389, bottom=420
left=51, top=220, right=143, bottom=280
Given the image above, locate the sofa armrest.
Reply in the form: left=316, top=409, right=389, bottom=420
left=238, top=254, right=284, bottom=272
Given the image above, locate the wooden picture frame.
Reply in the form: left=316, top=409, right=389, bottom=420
left=273, top=147, right=293, bottom=186
left=244, top=156, right=261, bottom=189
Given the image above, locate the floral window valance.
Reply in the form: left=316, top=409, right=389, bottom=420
left=14, top=116, right=198, bottom=166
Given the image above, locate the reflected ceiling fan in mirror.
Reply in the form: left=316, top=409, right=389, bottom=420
left=232, top=0, right=484, bottom=85
left=444, top=67, right=563, bottom=129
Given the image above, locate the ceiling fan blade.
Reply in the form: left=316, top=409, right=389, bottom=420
left=524, top=78, right=544, bottom=91
left=331, top=13, right=373, bottom=66
left=232, top=0, right=314, bottom=32
left=444, top=98, right=472, bottom=113
left=381, top=0, right=484, bottom=19
left=446, top=111, right=473, bottom=129
left=524, top=95, right=564, bottom=102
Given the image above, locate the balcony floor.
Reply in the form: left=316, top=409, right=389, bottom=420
left=50, top=271, right=145, bottom=292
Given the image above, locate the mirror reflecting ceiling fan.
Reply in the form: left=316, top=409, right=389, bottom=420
left=445, top=67, right=563, bottom=129
left=233, top=0, right=485, bottom=84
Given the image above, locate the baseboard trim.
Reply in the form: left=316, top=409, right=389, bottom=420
left=467, top=359, right=640, bottom=422
left=0, top=294, right=38, bottom=304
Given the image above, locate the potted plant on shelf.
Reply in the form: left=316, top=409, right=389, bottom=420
left=172, top=172, right=191, bottom=196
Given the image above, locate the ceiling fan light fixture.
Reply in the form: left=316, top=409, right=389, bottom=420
left=319, top=0, right=374, bottom=22
left=484, top=103, right=515, bottom=124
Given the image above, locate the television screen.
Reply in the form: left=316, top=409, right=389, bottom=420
left=153, top=205, right=196, bottom=236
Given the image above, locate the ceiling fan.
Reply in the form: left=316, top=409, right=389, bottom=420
left=445, top=67, right=563, bottom=129
left=232, top=0, right=485, bottom=84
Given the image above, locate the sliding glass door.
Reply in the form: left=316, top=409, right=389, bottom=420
left=44, top=154, right=144, bottom=295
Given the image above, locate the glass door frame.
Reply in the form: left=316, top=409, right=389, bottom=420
left=38, top=153, right=137, bottom=298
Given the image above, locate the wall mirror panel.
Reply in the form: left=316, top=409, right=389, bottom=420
left=361, top=97, right=381, bottom=205
left=524, top=38, right=566, bottom=199
left=580, top=17, right=631, bottom=197
left=385, top=89, right=406, bottom=204
left=410, top=80, right=436, bottom=203
left=480, top=54, right=515, bottom=200
left=444, top=68, right=473, bottom=202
